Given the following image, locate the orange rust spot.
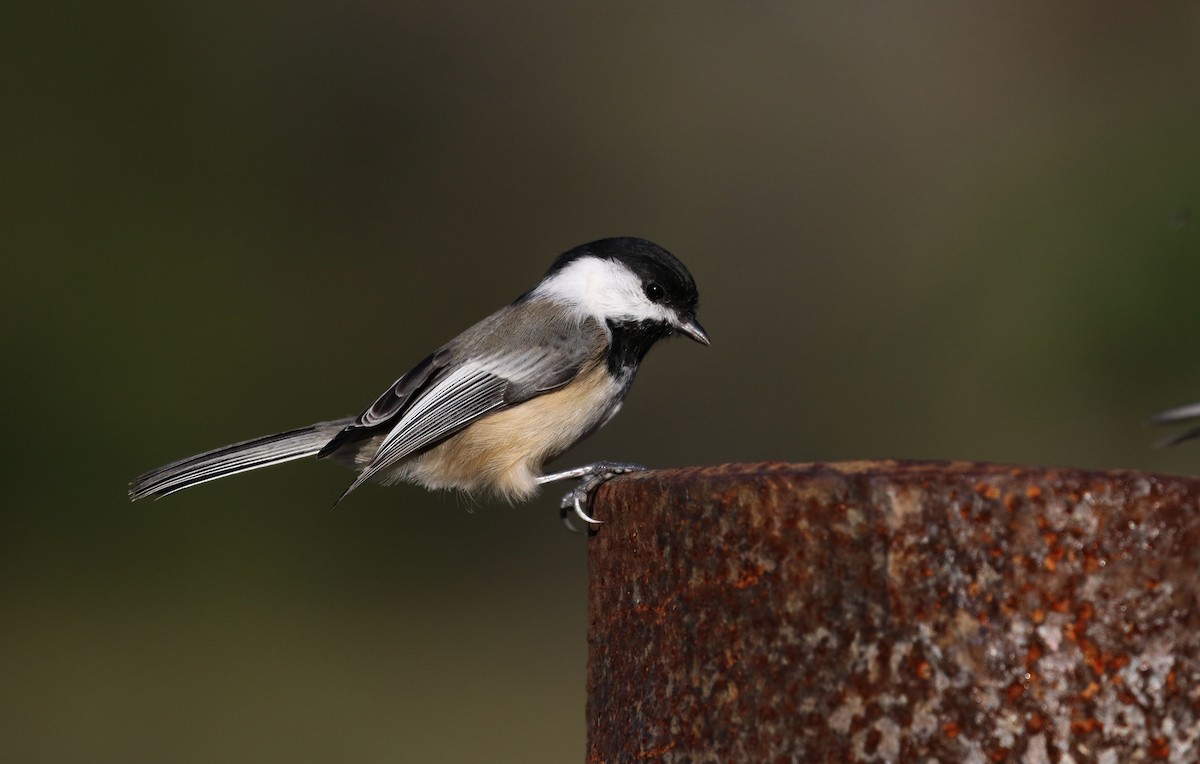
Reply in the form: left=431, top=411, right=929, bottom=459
left=967, top=581, right=982, bottom=598
left=1051, top=596, right=1071, bottom=614
left=631, top=599, right=673, bottom=625
left=1026, top=485, right=1042, bottom=499
left=733, top=564, right=765, bottom=590
left=637, top=740, right=678, bottom=759
left=1146, top=579, right=1162, bottom=592
left=1081, top=640, right=1104, bottom=675
left=942, top=720, right=961, bottom=738
left=1004, top=493, right=1018, bottom=512
left=1071, top=717, right=1099, bottom=734
left=1032, top=608, right=1045, bottom=624
left=1067, top=605, right=1093, bottom=643
left=1080, top=681, right=1100, bottom=700
left=1108, top=654, right=1131, bottom=672
left=1026, top=644, right=1042, bottom=663
left=1149, top=737, right=1170, bottom=759
left=1006, top=682, right=1025, bottom=702
left=1168, top=670, right=1178, bottom=692
left=1027, top=712, right=1044, bottom=732
left=1065, top=621, right=1080, bottom=643
left=916, top=660, right=932, bottom=680
left=1044, top=556, right=1057, bottom=573
left=973, top=481, right=1000, bottom=500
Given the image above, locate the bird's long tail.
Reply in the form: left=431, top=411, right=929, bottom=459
left=129, top=418, right=354, bottom=500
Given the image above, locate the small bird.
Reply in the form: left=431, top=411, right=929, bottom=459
left=129, top=237, right=709, bottom=528
left=1149, top=399, right=1200, bottom=448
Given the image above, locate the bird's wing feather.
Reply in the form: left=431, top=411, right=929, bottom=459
left=316, top=349, right=453, bottom=459
left=357, top=349, right=453, bottom=427
left=336, top=306, right=607, bottom=498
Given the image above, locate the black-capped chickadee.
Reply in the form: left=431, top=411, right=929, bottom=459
left=129, top=237, right=709, bottom=527
left=1149, top=399, right=1200, bottom=447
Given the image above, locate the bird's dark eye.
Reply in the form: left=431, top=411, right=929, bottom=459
left=644, top=282, right=665, bottom=303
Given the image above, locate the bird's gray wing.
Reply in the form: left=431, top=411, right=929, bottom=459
left=356, top=349, right=453, bottom=428
left=316, top=348, right=453, bottom=459
left=337, top=307, right=606, bottom=498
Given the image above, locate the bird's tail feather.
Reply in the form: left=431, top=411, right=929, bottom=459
left=129, top=418, right=354, bottom=500
left=1149, top=401, right=1200, bottom=448
left=1149, top=400, right=1200, bottom=426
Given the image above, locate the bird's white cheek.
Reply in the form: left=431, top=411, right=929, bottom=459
left=535, top=257, right=663, bottom=323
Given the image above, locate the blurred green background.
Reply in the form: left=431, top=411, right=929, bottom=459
left=5, top=3, right=1200, bottom=761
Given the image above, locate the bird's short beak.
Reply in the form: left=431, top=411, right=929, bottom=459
left=677, top=316, right=710, bottom=346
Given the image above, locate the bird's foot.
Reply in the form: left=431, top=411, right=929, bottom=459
left=537, top=462, right=646, bottom=533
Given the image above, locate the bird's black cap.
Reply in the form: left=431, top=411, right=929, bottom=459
left=545, top=237, right=700, bottom=318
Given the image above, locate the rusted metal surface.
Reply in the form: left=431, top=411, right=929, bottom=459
left=586, top=461, right=1200, bottom=763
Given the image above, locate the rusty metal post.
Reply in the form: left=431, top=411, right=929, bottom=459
left=586, top=461, right=1200, bottom=762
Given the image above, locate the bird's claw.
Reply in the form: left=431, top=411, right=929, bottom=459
left=557, top=462, right=646, bottom=534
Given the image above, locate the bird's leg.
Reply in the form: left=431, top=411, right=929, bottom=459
left=536, top=462, right=646, bottom=532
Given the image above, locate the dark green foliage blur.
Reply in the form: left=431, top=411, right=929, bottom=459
left=4, top=3, right=1199, bottom=761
